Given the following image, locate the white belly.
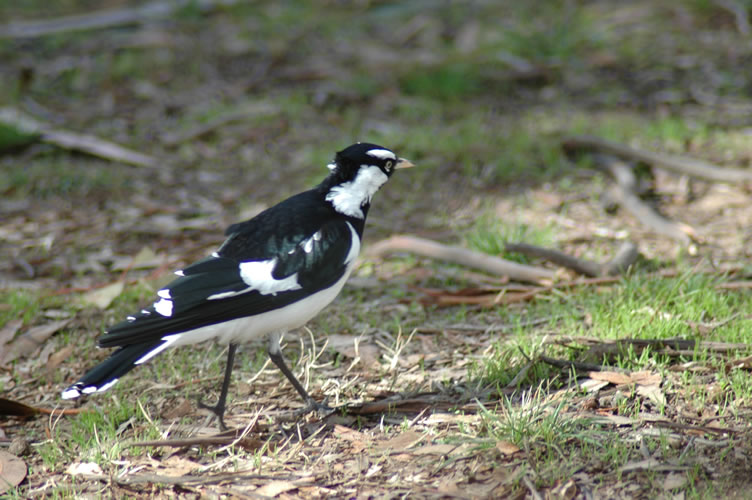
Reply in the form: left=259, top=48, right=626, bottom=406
left=167, top=264, right=354, bottom=347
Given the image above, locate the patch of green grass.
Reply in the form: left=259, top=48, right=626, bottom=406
left=465, top=215, right=556, bottom=263
left=37, top=398, right=161, bottom=473
left=494, top=1, right=606, bottom=66
left=0, top=156, right=133, bottom=199
left=0, top=123, right=39, bottom=152
left=400, top=63, right=483, bottom=100
left=0, top=290, right=50, bottom=328
left=477, top=270, right=752, bottom=391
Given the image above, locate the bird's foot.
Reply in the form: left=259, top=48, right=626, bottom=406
left=278, top=397, right=334, bottom=422
left=197, top=398, right=228, bottom=431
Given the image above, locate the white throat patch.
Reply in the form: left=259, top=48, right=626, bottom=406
left=325, top=165, right=388, bottom=218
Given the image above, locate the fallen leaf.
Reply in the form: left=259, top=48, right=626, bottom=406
left=630, top=371, right=661, bottom=386
left=80, top=281, right=124, bottom=309
left=162, top=398, right=193, bottom=420
left=0, top=320, right=22, bottom=348
left=496, top=440, right=521, bottom=455
left=110, top=246, right=163, bottom=271
left=47, top=345, right=74, bottom=372
left=637, top=384, right=667, bottom=407
left=256, top=480, right=297, bottom=497
left=326, top=334, right=380, bottom=367
left=1, top=319, right=71, bottom=364
left=0, top=451, right=27, bottom=494
left=66, top=462, right=102, bottom=476
left=588, top=371, right=632, bottom=385
left=160, top=456, right=201, bottom=476
left=552, top=478, right=577, bottom=499
left=373, top=430, right=424, bottom=452
left=663, top=473, right=687, bottom=490
left=411, top=444, right=457, bottom=456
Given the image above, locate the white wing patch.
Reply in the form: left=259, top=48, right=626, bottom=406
left=239, top=258, right=301, bottom=295
left=325, top=165, right=388, bottom=218
left=301, top=230, right=321, bottom=253
left=154, top=297, right=173, bottom=316
left=134, top=335, right=180, bottom=365
left=366, top=148, right=396, bottom=160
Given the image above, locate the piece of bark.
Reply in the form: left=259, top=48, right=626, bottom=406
left=563, top=135, right=752, bottom=183
left=0, top=107, right=158, bottom=168
left=594, top=154, right=699, bottom=243
left=367, top=235, right=555, bottom=284
left=0, top=0, right=240, bottom=39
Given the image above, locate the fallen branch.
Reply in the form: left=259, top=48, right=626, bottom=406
left=0, top=107, right=158, bottom=168
left=540, top=356, right=630, bottom=374
left=367, top=235, right=555, bottom=284
left=505, top=241, right=639, bottom=277
left=594, top=154, right=699, bottom=243
left=563, top=134, right=752, bottom=183
left=0, top=0, right=240, bottom=39
left=129, top=435, right=261, bottom=449
left=0, top=397, right=91, bottom=417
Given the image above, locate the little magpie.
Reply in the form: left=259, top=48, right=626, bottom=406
left=62, top=143, right=414, bottom=429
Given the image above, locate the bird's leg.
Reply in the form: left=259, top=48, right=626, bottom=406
left=267, top=332, right=332, bottom=417
left=198, top=343, right=237, bottom=431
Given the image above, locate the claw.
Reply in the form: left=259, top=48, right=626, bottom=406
left=197, top=397, right=228, bottom=431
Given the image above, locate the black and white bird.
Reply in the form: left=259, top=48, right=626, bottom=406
left=62, top=143, right=414, bottom=428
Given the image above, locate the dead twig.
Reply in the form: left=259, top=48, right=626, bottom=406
left=128, top=435, right=262, bottom=450
left=0, top=0, right=240, bottom=39
left=595, top=154, right=699, bottom=243
left=505, top=241, right=639, bottom=277
left=0, top=107, right=158, bottom=168
left=714, top=0, right=751, bottom=36
left=540, top=356, right=630, bottom=374
left=563, top=134, right=752, bottom=183
left=367, top=235, right=555, bottom=284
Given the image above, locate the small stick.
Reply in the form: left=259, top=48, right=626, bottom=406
left=0, top=107, right=158, bottom=168
left=563, top=134, right=752, bottom=183
left=595, top=155, right=699, bottom=243
left=505, top=241, right=639, bottom=277
left=505, top=242, right=602, bottom=277
left=540, top=356, right=630, bottom=374
left=0, top=0, right=240, bottom=39
left=367, top=235, right=555, bottom=284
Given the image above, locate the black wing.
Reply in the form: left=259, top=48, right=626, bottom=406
left=98, top=209, right=356, bottom=348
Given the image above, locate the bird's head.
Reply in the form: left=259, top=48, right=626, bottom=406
left=323, top=143, right=414, bottom=218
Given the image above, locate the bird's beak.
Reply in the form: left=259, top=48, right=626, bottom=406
left=395, top=158, right=415, bottom=169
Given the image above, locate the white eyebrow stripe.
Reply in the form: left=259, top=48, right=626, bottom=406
left=366, top=149, right=396, bottom=160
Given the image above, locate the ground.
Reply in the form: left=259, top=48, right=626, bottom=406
left=1, top=1, right=752, bottom=498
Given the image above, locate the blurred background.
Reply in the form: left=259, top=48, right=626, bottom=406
left=3, top=0, right=752, bottom=289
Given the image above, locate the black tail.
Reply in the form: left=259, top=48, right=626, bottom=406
left=61, top=341, right=163, bottom=399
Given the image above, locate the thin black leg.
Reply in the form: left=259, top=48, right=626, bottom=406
left=198, top=343, right=237, bottom=430
left=267, top=334, right=332, bottom=416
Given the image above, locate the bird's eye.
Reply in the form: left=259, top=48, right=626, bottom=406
left=385, top=160, right=393, bottom=171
